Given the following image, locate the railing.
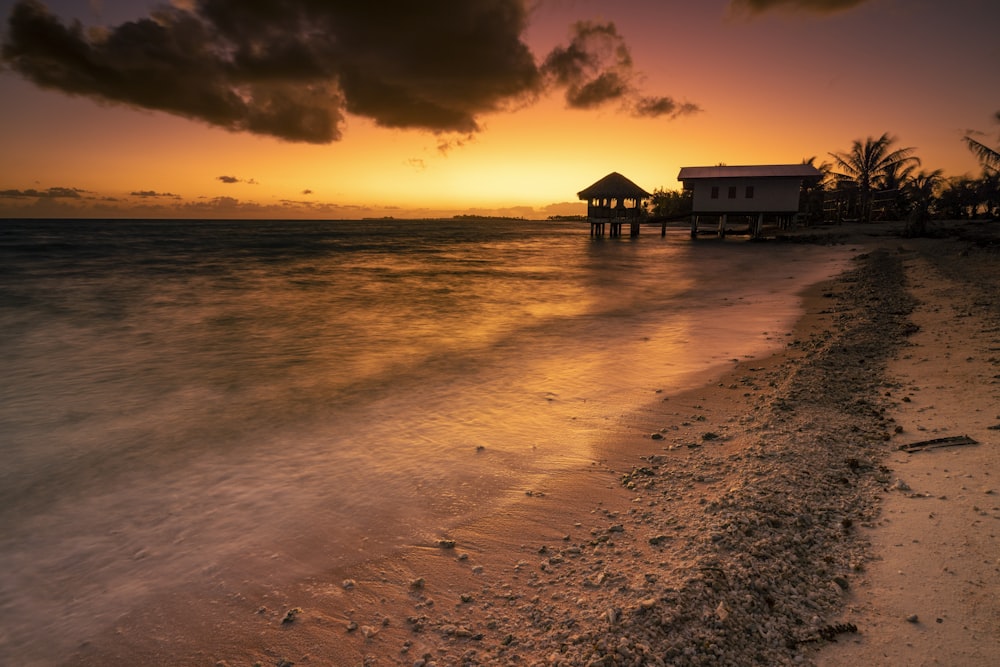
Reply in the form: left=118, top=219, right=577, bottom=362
left=587, top=206, right=644, bottom=221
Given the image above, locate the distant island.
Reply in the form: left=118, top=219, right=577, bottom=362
left=452, top=214, right=527, bottom=221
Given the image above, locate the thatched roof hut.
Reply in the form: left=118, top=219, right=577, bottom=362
left=577, top=172, right=651, bottom=238
left=577, top=172, right=652, bottom=203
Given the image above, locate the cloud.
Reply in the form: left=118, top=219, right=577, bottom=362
left=130, top=189, right=179, bottom=198
left=542, top=21, right=631, bottom=109
left=2, top=0, right=694, bottom=143
left=0, top=185, right=85, bottom=198
left=632, top=96, right=701, bottom=119
left=197, top=195, right=241, bottom=209
left=217, top=175, right=257, bottom=184
left=301, top=189, right=312, bottom=195
left=437, top=134, right=474, bottom=155
left=730, top=0, right=870, bottom=14
left=541, top=20, right=697, bottom=119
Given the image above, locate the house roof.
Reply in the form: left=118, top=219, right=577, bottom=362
left=677, top=164, right=822, bottom=181
left=577, top=172, right=652, bottom=200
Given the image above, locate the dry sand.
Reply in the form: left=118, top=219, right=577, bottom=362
left=68, top=221, right=999, bottom=667
left=816, top=229, right=1000, bottom=667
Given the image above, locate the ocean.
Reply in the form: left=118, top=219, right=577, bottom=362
left=0, top=218, right=853, bottom=664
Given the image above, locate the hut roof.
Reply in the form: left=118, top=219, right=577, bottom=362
left=577, top=172, right=652, bottom=200
left=677, top=164, right=821, bottom=181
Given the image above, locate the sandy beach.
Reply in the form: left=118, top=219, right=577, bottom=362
left=67, top=221, right=999, bottom=667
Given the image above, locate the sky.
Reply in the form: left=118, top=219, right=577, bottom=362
left=0, top=0, right=998, bottom=220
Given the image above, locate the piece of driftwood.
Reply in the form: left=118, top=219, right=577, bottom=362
left=898, top=435, right=979, bottom=453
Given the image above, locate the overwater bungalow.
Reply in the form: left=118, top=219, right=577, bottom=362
left=677, top=164, right=822, bottom=238
left=577, top=172, right=651, bottom=238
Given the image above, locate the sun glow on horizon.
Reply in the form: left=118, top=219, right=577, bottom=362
left=0, top=0, right=996, bottom=219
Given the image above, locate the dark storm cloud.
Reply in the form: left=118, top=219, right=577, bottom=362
left=2, top=0, right=694, bottom=143
left=731, top=0, right=870, bottom=14
left=3, top=0, right=345, bottom=142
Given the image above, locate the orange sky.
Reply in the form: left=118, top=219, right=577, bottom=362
left=1, top=0, right=998, bottom=219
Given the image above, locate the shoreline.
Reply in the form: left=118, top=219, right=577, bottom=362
left=67, top=222, right=999, bottom=667
left=816, top=230, right=1000, bottom=666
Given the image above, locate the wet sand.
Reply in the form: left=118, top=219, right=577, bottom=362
left=67, top=221, right=999, bottom=667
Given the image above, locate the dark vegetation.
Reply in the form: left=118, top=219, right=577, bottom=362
left=632, top=112, right=1000, bottom=234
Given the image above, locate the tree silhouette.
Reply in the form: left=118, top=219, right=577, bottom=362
left=903, top=169, right=944, bottom=236
left=963, top=111, right=1000, bottom=172
left=799, top=156, right=832, bottom=222
left=938, top=176, right=983, bottom=219
left=829, top=133, right=920, bottom=222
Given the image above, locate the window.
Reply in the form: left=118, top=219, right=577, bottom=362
left=710, top=186, right=719, bottom=199
left=728, top=186, right=737, bottom=199
left=745, top=186, right=755, bottom=199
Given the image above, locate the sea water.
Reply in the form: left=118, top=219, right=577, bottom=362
left=0, top=218, right=852, bottom=664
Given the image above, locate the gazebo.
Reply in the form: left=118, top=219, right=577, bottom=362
left=577, top=172, right=651, bottom=238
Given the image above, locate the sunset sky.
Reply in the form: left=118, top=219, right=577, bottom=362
left=1, top=0, right=998, bottom=219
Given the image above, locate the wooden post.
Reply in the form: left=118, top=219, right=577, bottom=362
left=690, top=214, right=698, bottom=238
left=718, top=214, right=727, bottom=239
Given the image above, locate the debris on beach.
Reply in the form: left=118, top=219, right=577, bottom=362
left=898, top=434, right=979, bottom=452
left=794, top=622, right=860, bottom=645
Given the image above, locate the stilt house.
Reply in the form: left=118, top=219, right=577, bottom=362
left=677, top=164, right=821, bottom=238
left=577, top=172, right=651, bottom=238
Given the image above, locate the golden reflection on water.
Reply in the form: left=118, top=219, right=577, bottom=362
left=0, top=219, right=855, bottom=665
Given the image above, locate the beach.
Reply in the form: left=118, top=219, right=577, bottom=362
left=43, top=221, right=994, bottom=666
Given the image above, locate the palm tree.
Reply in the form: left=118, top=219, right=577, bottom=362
left=963, top=111, right=1000, bottom=172
left=905, top=169, right=944, bottom=204
left=877, top=159, right=919, bottom=220
left=977, top=169, right=1000, bottom=218
left=799, top=156, right=832, bottom=223
left=829, top=133, right=920, bottom=222
left=938, top=176, right=982, bottom=219
left=903, top=169, right=944, bottom=236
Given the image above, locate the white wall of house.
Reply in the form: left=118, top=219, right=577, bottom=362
left=689, top=177, right=802, bottom=213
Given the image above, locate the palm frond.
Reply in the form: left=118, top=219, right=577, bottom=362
left=964, top=135, right=1000, bottom=169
